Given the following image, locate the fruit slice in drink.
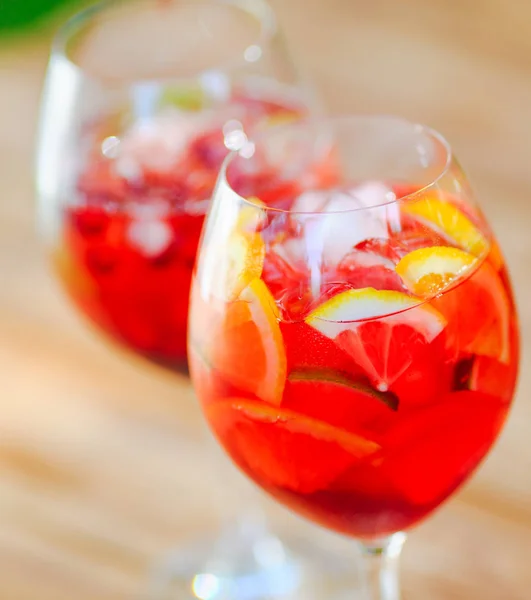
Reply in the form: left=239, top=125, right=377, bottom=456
left=207, top=398, right=380, bottom=494
left=402, top=196, right=488, bottom=257
left=436, top=263, right=510, bottom=363
left=333, top=390, right=507, bottom=509
left=396, top=244, right=511, bottom=362
left=396, top=246, right=477, bottom=297
left=203, top=231, right=266, bottom=301
left=305, top=288, right=446, bottom=395
left=208, top=278, right=287, bottom=405
left=282, top=369, right=399, bottom=437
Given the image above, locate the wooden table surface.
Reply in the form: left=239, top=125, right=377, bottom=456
left=2, top=1, right=531, bottom=598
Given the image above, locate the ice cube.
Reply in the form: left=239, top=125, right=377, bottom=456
left=290, top=190, right=339, bottom=235
left=337, top=249, right=406, bottom=292
left=114, top=156, right=143, bottom=182
left=272, top=227, right=328, bottom=300
left=317, top=190, right=389, bottom=266
left=117, top=111, right=218, bottom=174
left=273, top=236, right=309, bottom=274
left=268, top=236, right=323, bottom=312
left=272, top=183, right=400, bottom=297
left=127, top=198, right=171, bottom=221
left=347, top=181, right=401, bottom=234
left=338, top=249, right=396, bottom=271
left=346, top=181, right=395, bottom=208
left=291, top=190, right=329, bottom=214
left=127, top=219, right=173, bottom=257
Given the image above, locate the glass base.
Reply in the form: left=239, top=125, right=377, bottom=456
left=147, top=515, right=364, bottom=600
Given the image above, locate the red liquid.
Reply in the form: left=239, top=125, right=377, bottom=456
left=55, top=92, right=303, bottom=368
left=189, top=183, right=519, bottom=539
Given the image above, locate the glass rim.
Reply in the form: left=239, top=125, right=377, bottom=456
left=51, top=0, right=278, bottom=83
left=219, top=113, right=454, bottom=215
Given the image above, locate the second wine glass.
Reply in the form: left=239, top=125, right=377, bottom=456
left=36, top=1, right=337, bottom=598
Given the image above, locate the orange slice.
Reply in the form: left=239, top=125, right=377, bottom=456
left=236, top=197, right=267, bottom=232
left=188, top=288, right=250, bottom=405
left=396, top=246, right=477, bottom=297
left=403, top=196, right=489, bottom=257
left=432, top=260, right=512, bottom=363
left=207, top=398, right=380, bottom=494
left=201, top=230, right=265, bottom=301
left=210, top=278, right=287, bottom=405
left=487, top=240, right=504, bottom=272
left=227, top=232, right=265, bottom=300
left=467, top=294, right=518, bottom=399
left=469, top=355, right=518, bottom=404
left=305, top=288, right=446, bottom=393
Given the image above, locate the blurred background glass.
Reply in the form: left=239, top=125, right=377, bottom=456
left=1, top=1, right=530, bottom=599
left=34, top=1, right=336, bottom=598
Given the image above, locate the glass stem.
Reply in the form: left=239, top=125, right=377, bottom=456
left=359, top=533, right=406, bottom=600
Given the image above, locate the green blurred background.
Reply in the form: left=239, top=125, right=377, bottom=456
left=0, top=0, right=87, bottom=32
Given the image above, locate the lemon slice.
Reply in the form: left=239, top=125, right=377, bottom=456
left=305, top=288, right=447, bottom=391
left=403, top=196, right=489, bottom=257
left=396, top=247, right=477, bottom=297
left=306, top=288, right=446, bottom=341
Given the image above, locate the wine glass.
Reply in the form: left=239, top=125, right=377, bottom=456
left=35, top=0, right=328, bottom=597
left=188, top=115, right=519, bottom=599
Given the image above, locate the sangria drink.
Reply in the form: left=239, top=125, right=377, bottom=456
left=189, top=116, right=519, bottom=595
left=56, top=89, right=303, bottom=368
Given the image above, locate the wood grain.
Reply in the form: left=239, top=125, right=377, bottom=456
left=1, top=1, right=531, bottom=597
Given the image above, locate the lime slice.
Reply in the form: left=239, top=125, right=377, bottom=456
left=288, top=369, right=398, bottom=410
